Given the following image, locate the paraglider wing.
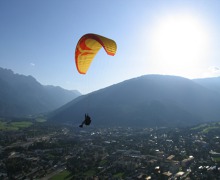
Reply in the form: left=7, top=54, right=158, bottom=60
left=75, top=33, right=117, bottom=74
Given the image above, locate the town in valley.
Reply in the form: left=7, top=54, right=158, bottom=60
left=0, top=119, right=220, bottom=179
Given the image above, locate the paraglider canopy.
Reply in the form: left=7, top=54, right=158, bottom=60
left=75, top=33, right=117, bottom=74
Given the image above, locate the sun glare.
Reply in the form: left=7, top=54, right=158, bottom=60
left=150, top=14, right=210, bottom=78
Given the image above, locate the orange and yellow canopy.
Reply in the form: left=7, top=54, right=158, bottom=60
left=75, top=33, right=117, bottom=74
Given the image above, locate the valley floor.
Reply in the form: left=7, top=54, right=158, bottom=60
left=0, top=120, right=220, bottom=179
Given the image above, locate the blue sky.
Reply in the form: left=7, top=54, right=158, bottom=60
left=1, top=0, right=220, bottom=94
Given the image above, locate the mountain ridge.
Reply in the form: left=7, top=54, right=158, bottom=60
left=48, top=75, right=220, bottom=127
left=0, top=67, right=81, bottom=117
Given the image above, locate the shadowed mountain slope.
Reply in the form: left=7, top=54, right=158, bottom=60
left=0, top=67, right=81, bottom=117
left=49, top=75, right=220, bottom=127
left=193, top=76, right=220, bottom=94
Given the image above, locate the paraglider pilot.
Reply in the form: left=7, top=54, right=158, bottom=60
left=79, top=114, right=91, bottom=128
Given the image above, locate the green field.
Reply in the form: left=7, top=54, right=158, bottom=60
left=212, top=157, right=220, bottom=163
left=202, top=126, right=219, bottom=133
left=49, top=170, right=72, bottom=180
left=191, top=124, right=207, bottom=131
left=0, top=121, right=33, bottom=131
left=191, top=122, right=220, bottom=133
left=113, top=172, right=124, bottom=178
left=35, top=117, right=47, bottom=122
left=84, top=169, right=96, bottom=177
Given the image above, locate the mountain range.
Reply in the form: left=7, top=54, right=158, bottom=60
left=1, top=66, right=220, bottom=128
left=49, top=75, right=220, bottom=127
left=0, top=67, right=81, bottom=117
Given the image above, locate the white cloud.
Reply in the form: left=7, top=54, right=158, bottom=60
left=30, top=62, right=35, bottom=67
left=202, top=66, right=220, bottom=78
left=208, top=66, right=220, bottom=72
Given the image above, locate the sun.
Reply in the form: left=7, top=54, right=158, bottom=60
left=150, top=13, right=210, bottom=78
